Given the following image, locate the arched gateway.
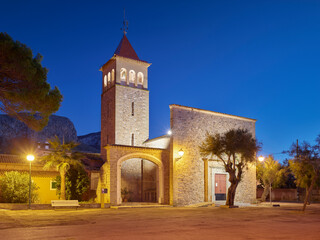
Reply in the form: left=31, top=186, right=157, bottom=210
left=98, top=145, right=170, bottom=206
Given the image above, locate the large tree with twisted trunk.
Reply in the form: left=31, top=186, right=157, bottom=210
left=200, top=129, right=260, bottom=206
left=0, top=32, right=62, bottom=131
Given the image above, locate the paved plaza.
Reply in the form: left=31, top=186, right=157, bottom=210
left=0, top=203, right=319, bottom=240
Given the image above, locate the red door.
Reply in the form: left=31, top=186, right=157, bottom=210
left=215, top=174, right=226, bottom=200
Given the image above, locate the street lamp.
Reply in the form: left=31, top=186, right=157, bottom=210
left=26, top=154, right=35, bottom=209
left=258, top=156, right=265, bottom=162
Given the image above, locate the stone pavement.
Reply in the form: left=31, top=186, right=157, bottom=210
left=0, top=203, right=319, bottom=240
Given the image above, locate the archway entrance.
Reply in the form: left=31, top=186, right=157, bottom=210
left=121, top=158, right=158, bottom=203
left=101, top=145, right=169, bottom=206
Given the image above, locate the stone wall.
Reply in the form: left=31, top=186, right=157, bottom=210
left=101, top=87, right=115, bottom=159
left=170, top=104, right=256, bottom=206
left=115, top=85, right=149, bottom=146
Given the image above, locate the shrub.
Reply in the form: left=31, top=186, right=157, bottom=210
left=0, top=171, right=39, bottom=203
left=54, top=166, right=90, bottom=201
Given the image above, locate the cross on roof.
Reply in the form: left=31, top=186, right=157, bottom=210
left=121, top=8, right=128, bottom=35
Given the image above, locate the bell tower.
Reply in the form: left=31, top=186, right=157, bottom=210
left=100, top=34, right=151, bottom=160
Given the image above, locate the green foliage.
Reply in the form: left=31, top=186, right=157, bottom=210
left=0, top=171, right=39, bottom=203
left=40, top=136, right=83, bottom=200
left=256, top=155, right=285, bottom=187
left=289, top=159, right=320, bottom=189
left=40, top=136, right=83, bottom=173
left=199, top=128, right=260, bottom=206
left=0, top=32, right=62, bottom=131
left=287, top=141, right=320, bottom=189
left=54, top=166, right=90, bottom=201
left=287, top=139, right=320, bottom=211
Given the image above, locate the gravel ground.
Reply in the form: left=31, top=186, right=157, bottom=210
left=0, top=203, right=319, bottom=240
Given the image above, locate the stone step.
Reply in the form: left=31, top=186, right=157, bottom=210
left=110, top=204, right=172, bottom=209
left=185, top=202, right=215, bottom=208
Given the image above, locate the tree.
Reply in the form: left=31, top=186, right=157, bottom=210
left=40, top=136, right=83, bottom=200
left=53, top=165, right=90, bottom=201
left=0, top=171, right=39, bottom=203
left=287, top=139, right=320, bottom=211
left=256, top=155, right=285, bottom=202
left=0, top=32, right=62, bottom=131
left=199, top=129, right=260, bottom=206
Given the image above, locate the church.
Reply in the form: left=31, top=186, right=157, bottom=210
left=96, top=32, right=257, bottom=206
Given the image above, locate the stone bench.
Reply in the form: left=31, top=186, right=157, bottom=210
left=51, top=200, right=80, bottom=209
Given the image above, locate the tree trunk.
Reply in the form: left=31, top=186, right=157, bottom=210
left=60, top=169, right=66, bottom=200
left=226, top=182, right=238, bottom=206
left=302, top=174, right=317, bottom=211
left=261, top=184, right=270, bottom=202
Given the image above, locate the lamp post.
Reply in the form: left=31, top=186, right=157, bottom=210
left=26, top=154, right=35, bottom=209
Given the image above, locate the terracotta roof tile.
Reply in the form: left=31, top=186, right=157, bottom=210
left=114, top=34, right=140, bottom=61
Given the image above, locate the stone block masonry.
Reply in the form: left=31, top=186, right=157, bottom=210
left=115, top=85, right=149, bottom=146
left=170, top=104, right=257, bottom=206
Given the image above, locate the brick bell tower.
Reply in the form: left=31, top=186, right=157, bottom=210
left=100, top=33, right=151, bottom=160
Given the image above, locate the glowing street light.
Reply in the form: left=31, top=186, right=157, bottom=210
left=167, top=130, right=172, bottom=136
left=26, top=154, right=35, bottom=209
left=258, top=156, right=265, bottom=162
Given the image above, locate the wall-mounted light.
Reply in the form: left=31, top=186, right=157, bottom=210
left=178, top=149, right=184, bottom=157
left=167, top=130, right=172, bottom=136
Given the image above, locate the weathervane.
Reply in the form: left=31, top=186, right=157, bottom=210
left=121, top=8, right=128, bottom=35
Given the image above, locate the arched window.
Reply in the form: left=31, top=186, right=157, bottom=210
left=111, top=69, right=115, bottom=82
left=108, top=72, right=111, bottom=83
left=129, top=70, right=136, bottom=83
left=137, top=72, right=144, bottom=84
left=104, top=75, right=107, bottom=87
left=120, top=68, right=127, bottom=81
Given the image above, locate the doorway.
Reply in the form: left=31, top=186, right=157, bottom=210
left=215, top=174, right=227, bottom=201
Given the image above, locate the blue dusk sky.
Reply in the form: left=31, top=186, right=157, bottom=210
left=1, top=0, right=320, bottom=160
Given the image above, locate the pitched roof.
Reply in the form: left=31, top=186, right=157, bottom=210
left=169, top=104, right=257, bottom=122
left=114, top=34, right=140, bottom=61
left=0, top=154, right=26, bottom=164
left=0, top=153, right=104, bottom=171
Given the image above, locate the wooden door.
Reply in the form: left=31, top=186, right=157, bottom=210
left=215, top=174, right=226, bottom=200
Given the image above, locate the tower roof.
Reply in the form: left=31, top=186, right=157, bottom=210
left=114, top=34, right=140, bottom=61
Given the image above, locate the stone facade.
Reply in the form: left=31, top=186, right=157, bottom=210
left=115, top=85, right=149, bottom=146
left=100, top=49, right=151, bottom=160
left=170, top=104, right=257, bottom=206
left=97, top=145, right=170, bottom=205
left=99, top=34, right=258, bottom=207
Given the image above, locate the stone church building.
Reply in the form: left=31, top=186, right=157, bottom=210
left=97, top=34, right=256, bottom=206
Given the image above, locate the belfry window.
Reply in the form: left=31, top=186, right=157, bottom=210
left=137, top=72, right=144, bottom=85
left=120, top=68, right=127, bottom=81
left=108, top=72, right=111, bottom=83
left=111, top=69, right=115, bottom=82
left=104, top=75, right=107, bottom=87
left=129, top=70, right=136, bottom=83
